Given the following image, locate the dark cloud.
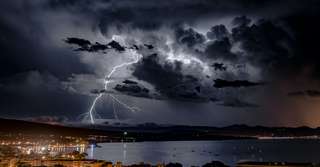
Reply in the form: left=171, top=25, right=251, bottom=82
left=92, top=0, right=320, bottom=33
left=65, top=37, right=91, bottom=48
left=107, top=40, right=126, bottom=52
left=195, top=86, right=201, bottom=93
left=206, top=25, right=229, bottom=40
left=90, top=89, right=109, bottom=94
left=201, top=16, right=295, bottom=73
left=210, top=97, right=220, bottom=102
left=175, top=27, right=205, bottom=47
left=164, top=82, right=209, bottom=102
left=282, top=12, right=320, bottom=80
left=231, top=19, right=294, bottom=70
left=288, top=90, right=320, bottom=98
left=65, top=37, right=126, bottom=52
left=232, top=16, right=251, bottom=27
left=114, top=82, right=150, bottom=98
left=0, top=71, right=89, bottom=119
left=0, top=25, right=90, bottom=80
left=218, top=98, right=259, bottom=108
left=287, top=91, right=305, bottom=97
left=213, top=79, right=265, bottom=88
left=205, top=37, right=237, bottom=61
left=144, top=44, right=154, bottom=50
left=132, top=54, right=211, bottom=102
left=133, top=53, right=184, bottom=93
left=129, top=44, right=139, bottom=50
left=306, top=90, right=320, bottom=97
left=122, top=79, right=138, bottom=85
left=211, top=62, right=227, bottom=71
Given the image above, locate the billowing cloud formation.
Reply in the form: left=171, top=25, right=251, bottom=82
left=132, top=53, right=209, bottom=102
left=205, top=37, right=237, bottom=61
left=175, top=27, right=205, bottom=47
left=207, top=25, right=229, bottom=41
left=231, top=18, right=294, bottom=70
left=63, top=11, right=313, bottom=107
left=1, top=0, right=320, bottom=126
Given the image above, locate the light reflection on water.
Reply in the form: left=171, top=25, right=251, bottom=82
left=88, top=144, right=94, bottom=159
left=86, top=140, right=320, bottom=166
left=19, top=144, right=86, bottom=155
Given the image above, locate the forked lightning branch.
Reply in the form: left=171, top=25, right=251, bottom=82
left=88, top=49, right=142, bottom=124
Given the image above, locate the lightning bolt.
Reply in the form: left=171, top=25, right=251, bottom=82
left=87, top=50, right=142, bottom=124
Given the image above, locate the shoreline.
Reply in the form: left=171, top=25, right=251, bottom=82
left=93, top=137, right=320, bottom=144
left=4, top=158, right=316, bottom=167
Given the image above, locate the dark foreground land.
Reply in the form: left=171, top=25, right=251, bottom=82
left=0, top=159, right=317, bottom=167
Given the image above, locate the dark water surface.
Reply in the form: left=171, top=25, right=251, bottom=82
left=87, top=140, right=320, bottom=166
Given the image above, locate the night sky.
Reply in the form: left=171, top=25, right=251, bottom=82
left=1, top=0, right=320, bottom=127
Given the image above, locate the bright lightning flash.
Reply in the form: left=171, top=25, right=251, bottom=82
left=87, top=50, right=142, bottom=124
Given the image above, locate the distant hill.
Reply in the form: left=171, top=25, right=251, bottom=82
left=0, top=118, right=121, bottom=137
left=1, top=118, right=320, bottom=142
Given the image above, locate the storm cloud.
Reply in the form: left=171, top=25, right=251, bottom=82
left=213, top=79, right=265, bottom=88
left=0, top=0, right=320, bottom=126
left=218, top=98, right=259, bottom=108
left=288, top=90, right=320, bottom=98
left=65, top=37, right=126, bottom=52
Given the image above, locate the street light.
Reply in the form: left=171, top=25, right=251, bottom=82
left=123, top=132, right=127, bottom=142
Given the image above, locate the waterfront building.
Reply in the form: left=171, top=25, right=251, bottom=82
left=237, top=162, right=313, bottom=167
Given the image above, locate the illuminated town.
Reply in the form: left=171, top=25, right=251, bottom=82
left=1, top=123, right=320, bottom=167
left=0, top=133, right=88, bottom=167
left=0, top=133, right=165, bottom=167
